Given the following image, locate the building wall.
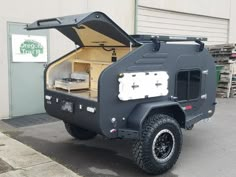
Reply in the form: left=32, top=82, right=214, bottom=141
left=138, top=0, right=231, bottom=18
left=0, top=0, right=135, bottom=119
left=229, top=0, right=236, bottom=43
left=138, top=0, right=236, bottom=43
left=87, top=0, right=135, bottom=34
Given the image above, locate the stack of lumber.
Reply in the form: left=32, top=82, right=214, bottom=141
left=208, top=43, right=236, bottom=98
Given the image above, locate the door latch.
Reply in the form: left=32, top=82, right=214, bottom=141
left=170, top=96, right=178, bottom=101
left=202, top=70, right=208, bottom=75
left=201, top=94, right=207, bottom=99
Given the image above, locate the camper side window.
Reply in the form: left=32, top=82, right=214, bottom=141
left=176, top=70, right=201, bottom=101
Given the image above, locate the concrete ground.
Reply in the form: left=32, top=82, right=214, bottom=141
left=0, top=132, right=80, bottom=177
left=1, top=98, right=236, bottom=177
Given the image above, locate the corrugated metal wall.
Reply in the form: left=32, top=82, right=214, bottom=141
left=137, top=6, right=229, bottom=44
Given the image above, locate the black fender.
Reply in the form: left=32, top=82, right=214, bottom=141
left=127, top=101, right=186, bottom=131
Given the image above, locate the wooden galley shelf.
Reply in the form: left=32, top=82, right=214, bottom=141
left=72, top=59, right=112, bottom=90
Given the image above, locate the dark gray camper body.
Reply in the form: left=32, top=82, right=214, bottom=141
left=27, top=12, right=216, bottom=175
left=27, top=12, right=216, bottom=139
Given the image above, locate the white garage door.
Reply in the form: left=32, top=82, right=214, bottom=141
left=137, top=7, right=229, bottom=45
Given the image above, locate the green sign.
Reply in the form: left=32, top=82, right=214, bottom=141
left=20, top=40, right=44, bottom=57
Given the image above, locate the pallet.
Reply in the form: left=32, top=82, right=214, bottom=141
left=217, top=59, right=236, bottom=64
left=220, top=72, right=232, bottom=82
left=222, top=64, right=236, bottom=74
left=208, top=43, right=236, bottom=98
left=217, top=72, right=233, bottom=98
left=230, top=81, right=236, bottom=97
left=208, top=43, right=236, bottom=63
left=216, top=92, right=228, bottom=98
left=207, top=43, right=236, bottom=50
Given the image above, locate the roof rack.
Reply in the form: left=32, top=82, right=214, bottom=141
left=131, top=35, right=207, bottom=43
left=131, top=35, right=207, bottom=52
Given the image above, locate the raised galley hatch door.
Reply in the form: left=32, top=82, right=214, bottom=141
left=26, top=12, right=140, bottom=47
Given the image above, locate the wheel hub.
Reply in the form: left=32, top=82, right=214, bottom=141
left=152, top=129, right=175, bottom=163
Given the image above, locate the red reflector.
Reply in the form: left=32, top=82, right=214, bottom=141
left=185, top=105, right=192, bottom=110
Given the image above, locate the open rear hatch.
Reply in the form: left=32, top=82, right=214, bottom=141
left=27, top=12, right=140, bottom=101
left=26, top=11, right=140, bottom=47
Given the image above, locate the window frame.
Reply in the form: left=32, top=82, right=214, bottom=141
left=175, top=69, right=202, bottom=103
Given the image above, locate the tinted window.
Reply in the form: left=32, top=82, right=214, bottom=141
left=176, top=70, right=201, bottom=101
left=189, top=70, right=201, bottom=99
left=177, top=71, right=188, bottom=100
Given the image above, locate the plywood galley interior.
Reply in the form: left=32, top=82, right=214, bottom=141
left=46, top=47, right=133, bottom=100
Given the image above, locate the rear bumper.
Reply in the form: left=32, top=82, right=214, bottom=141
left=44, top=90, right=101, bottom=134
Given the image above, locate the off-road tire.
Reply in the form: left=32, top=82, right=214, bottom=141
left=64, top=122, right=97, bottom=140
left=132, top=114, right=182, bottom=175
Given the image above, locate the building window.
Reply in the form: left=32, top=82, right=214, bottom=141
left=176, top=70, right=201, bottom=101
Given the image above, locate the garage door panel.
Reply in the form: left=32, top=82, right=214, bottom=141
left=138, top=16, right=228, bottom=30
left=137, top=7, right=229, bottom=44
left=138, top=21, right=228, bottom=34
left=137, top=26, right=228, bottom=38
left=138, top=7, right=228, bottom=25
left=137, top=30, right=227, bottom=39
